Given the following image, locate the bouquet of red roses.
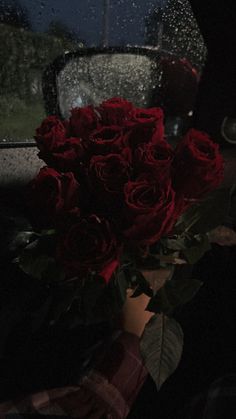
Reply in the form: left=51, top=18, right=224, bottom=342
left=25, top=97, right=224, bottom=284
left=18, top=97, right=226, bottom=390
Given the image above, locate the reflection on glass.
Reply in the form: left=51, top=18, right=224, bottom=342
left=57, top=54, right=158, bottom=119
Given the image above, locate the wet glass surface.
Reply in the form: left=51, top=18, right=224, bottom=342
left=58, top=54, right=159, bottom=118
left=0, top=0, right=206, bottom=143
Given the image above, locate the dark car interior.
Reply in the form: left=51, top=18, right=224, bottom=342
left=0, top=1, right=236, bottom=418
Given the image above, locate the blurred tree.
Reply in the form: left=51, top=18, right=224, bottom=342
left=0, top=0, right=31, bottom=31
left=47, top=20, right=85, bottom=47
left=0, top=23, right=76, bottom=100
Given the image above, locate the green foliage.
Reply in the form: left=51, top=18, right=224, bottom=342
left=0, top=24, right=75, bottom=98
left=182, top=234, right=211, bottom=264
left=49, top=270, right=130, bottom=328
left=118, top=260, right=154, bottom=298
left=85, top=269, right=130, bottom=324
left=140, top=314, right=184, bottom=390
left=0, top=98, right=45, bottom=140
left=130, top=270, right=153, bottom=298
left=18, top=232, right=65, bottom=283
left=174, top=188, right=231, bottom=236
left=47, top=20, right=81, bottom=44
left=0, top=23, right=78, bottom=140
left=163, top=233, right=211, bottom=264
left=146, top=278, right=203, bottom=314
left=0, top=1, right=31, bottom=30
left=160, top=188, right=232, bottom=265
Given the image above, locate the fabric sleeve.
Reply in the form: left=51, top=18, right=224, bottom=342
left=0, top=331, right=148, bottom=419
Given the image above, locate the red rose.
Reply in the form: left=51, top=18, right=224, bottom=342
left=172, top=129, right=224, bottom=199
left=89, top=148, right=132, bottom=193
left=123, top=176, right=176, bottom=245
left=28, top=167, right=79, bottom=228
left=89, top=126, right=124, bottom=154
left=97, top=97, right=134, bottom=125
left=69, top=106, right=99, bottom=139
left=35, top=116, right=67, bottom=153
left=134, top=141, right=174, bottom=180
left=130, top=107, right=164, bottom=129
left=123, top=107, right=164, bottom=146
left=100, top=259, right=119, bottom=284
left=123, top=119, right=164, bottom=151
left=123, top=125, right=151, bottom=150
left=38, top=137, right=86, bottom=172
left=58, top=215, right=119, bottom=283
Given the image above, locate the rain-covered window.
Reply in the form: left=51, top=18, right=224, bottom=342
left=0, top=0, right=206, bottom=144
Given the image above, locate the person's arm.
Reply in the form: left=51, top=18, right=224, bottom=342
left=0, top=268, right=172, bottom=418
left=80, top=268, right=171, bottom=417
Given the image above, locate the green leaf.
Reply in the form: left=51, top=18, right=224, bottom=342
left=8, top=231, right=37, bottom=252
left=41, top=229, right=56, bottom=236
left=19, top=251, right=53, bottom=280
left=162, top=233, right=211, bottom=265
left=161, top=236, right=187, bottom=252
left=18, top=239, right=65, bottom=282
left=131, top=283, right=153, bottom=298
left=131, top=285, right=145, bottom=298
left=140, top=314, right=184, bottom=390
left=182, top=234, right=211, bottom=264
left=146, top=278, right=203, bottom=314
left=174, top=188, right=231, bottom=235
left=130, top=271, right=153, bottom=298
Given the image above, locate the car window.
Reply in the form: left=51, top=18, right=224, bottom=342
left=0, top=0, right=206, bottom=145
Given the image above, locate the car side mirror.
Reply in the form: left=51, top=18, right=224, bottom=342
left=43, top=47, right=166, bottom=119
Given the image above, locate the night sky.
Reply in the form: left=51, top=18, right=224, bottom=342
left=19, top=0, right=166, bottom=46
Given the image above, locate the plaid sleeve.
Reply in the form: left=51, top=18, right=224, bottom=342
left=0, top=332, right=147, bottom=419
